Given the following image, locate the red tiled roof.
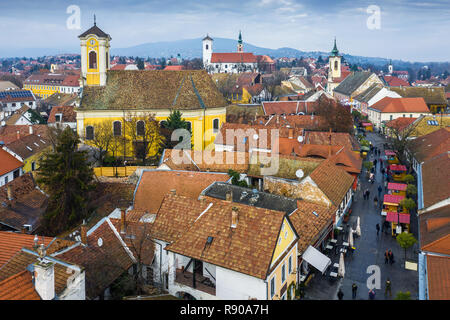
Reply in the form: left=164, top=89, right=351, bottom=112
left=164, top=65, right=183, bottom=71
left=422, top=152, right=450, bottom=208
left=383, top=194, right=405, bottom=204
left=0, top=148, right=23, bottom=176
left=427, top=255, right=450, bottom=300
left=419, top=205, right=450, bottom=255
left=211, top=52, right=258, bottom=63
left=409, top=128, right=450, bottom=163
left=385, top=117, right=418, bottom=132
left=0, top=125, right=49, bottom=144
left=305, top=131, right=359, bottom=151
left=384, top=75, right=410, bottom=87
left=371, top=97, right=430, bottom=113
left=0, top=231, right=53, bottom=267
left=5, top=134, right=50, bottom=160
left=0, top=270, right=40, bottom=300
left=61, top=75, right=80, bottom=87
left=47, top=105, right=76, bottom=123
left=133, top=170, right=229, bottom=213
left=262, top=101, right=319, bottom=115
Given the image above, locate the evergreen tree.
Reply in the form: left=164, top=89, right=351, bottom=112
left=163, top=110, right=189, bottom=131
left=37, top=127, right=95, bottom=235
left=136, top=57, right=145, bottom=70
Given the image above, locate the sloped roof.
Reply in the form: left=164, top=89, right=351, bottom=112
left=421, top=152, right=450, bottom=208
left=0, top=148, right=23, bottom=176
left=47, top=105, right=76, bottom=123
left=370, top=97, right=430, bottom=113
left=334, top=72, right=373, bottom=96
left=409, top=128, right=450, bottom=163
left=426, top=255, right=450, bottom=300
left=385, top=117, right=418, bottom=132
left=383, top=75, right=410, bottom=87
left=353, top=84, right=383, bottom=103
left=305, top=131, right=360, bottom=151
left=0, top=90, right=35, bottom=103
left=390, top=86, right=446, bottom=105
left=0, top=270, right=40, bottom=300
left=0, top=232, right=54, bottom=267
left=165, top=195, right=290, bottom=279
left=133, top=170, right=230, bottom=214
left=0, top=125, right=49, bottom=145
left=5, top=105, right=31, bottom=125
left=43, top=93, right=78, bottom=106
left=309, top=157, right=354, bottom=206
left=210, top=52, right=257, bottom=63
left=410, top=115, right=450, bottom=137
left=78, top=24, right=111, bottom=39
left=289, top=200, right=337, bottom=253
left=80, top=70, right=227, bottom=110
left=419, top=204, right=450, bottom=255
left=5, top=134, right=50, bottom=159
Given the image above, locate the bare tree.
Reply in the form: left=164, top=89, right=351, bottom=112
left=214, top=74, right=236, bottom=103
left=386, top=120, right=420, bottom=166
left=262, top=71, right=288, bottom=101
left=81, top=120, right=115, bottom=166
left=123, top=111, right=164, bottom=165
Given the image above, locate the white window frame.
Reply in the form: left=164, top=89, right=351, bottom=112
left=212, top=118, right=220, bottom=133
left=270, top=275, right=276, bottom=299
left=281, top=263, right=286, bottom=284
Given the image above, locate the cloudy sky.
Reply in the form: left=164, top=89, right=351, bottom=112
left=0, top=0, right=449, bottom=61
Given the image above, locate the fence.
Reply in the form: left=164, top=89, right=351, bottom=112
left=94, top=166, right=138, bottom=177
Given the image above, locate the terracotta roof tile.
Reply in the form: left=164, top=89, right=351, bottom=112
left=0, top=270, right=40, bottom=300
left=47, top=105, right=76, bottom=123
left=211, top=52, right=258, bottom=63
left=0, top=125, right=50, bottom=144
left=410, top=128, right=450, bottom=163
left=0, top=231, right=53, bottom=267
left=422, top=152, right=450, bottom=208
left=133, top=170, right=229, bottom=213
left=0, top=148, right=23, bottom=176
left=4, top=134, right=50, bottom=160
left=165, top=195, right=289, bottom=279
left=371, top=97, right=430, bottom=113
left=426, top=255, right=450, bottom=300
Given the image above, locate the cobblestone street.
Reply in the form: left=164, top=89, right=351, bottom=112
left=303, top=132, right=419, bottom=300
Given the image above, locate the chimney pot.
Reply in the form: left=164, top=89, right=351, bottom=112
left=80, top=221, right=87, bottom=245
left=120, top=209, right=126, bottom=234
left=225, top=191, right=233, bottom=202
left=231, top=207, right=239, bottom=228
left=170, top=189, right=176, bottom=195
left=288, top=128, right=294, bottom=139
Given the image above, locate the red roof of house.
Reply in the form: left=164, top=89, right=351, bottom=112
left=389, top=164, right=407, bottom=171
left=110, top=64, right=127, bottom=70
left=427, top=255, right=450, bottom=300
left=0, top=148, right=23, bottom=176
left=388, top=183, right=407, bottom=191
left=383, top=194, right=405, bottom=204
left=163, top=65, right=184, bottom=71
left=386, top=117, right=417, bottom=131
left=211, top=52, right=258, bottom=63
left=0, top=270, right=40, bottom=300
left=61, top=75, right=80, bottom=87
left=371, top=97, right=430, bottom=113
left=384, top=75, right=410, bottom=87
left=47, top=105, right=76, bottom=123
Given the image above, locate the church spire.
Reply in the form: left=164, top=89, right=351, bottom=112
left=238, top=30, right=242, bottom=44
left=237, top=30, right=243, bottom=53
left=331, top=37, right=339, bottom=56
left=94, top=14, right=96, bottom=26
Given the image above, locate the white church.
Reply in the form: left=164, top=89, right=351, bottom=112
left=202, top=32, right=259, bottom=74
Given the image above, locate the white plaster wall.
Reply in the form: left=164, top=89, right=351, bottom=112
left=215, top=266, right=266, bottom=300
left=59, top=271, right=86, bottom=300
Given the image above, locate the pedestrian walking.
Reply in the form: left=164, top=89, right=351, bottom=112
left=374, top=196, right=378, bottom=207
left=384, top=250, right=389, bottom=264
left=384, top=179, right=388, bottom=191
left=378, top=185, right=382, bottom=197
left=337, top=288, right=344, bottom=300
left=352, top=283, right=358, bottom=299
left=381, top=168, right=385, bottom=175
left=368, top=289, right=376, bottom=300
left=385, top=279, right=392, bottom=298
left=367, top=189, right=371, bottom=199
left=376, top=223, right=380, bottom=236
left=373, top=159, right=377, bottom=167
left=369, top=173, right=375, bottom=183
left=389, top=250, right=395, bottom=264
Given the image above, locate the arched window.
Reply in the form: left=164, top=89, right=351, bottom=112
left=213, top=118, right=219, bottom=133
left=85, top=126, right=94, bottom=140
left=334, top=60, right=338, bottom=71
left=113, top=121, right=122, bottom=136
left=136, top=120, right=145, bottom=136
left=160, top=120, right=168, bottom=128
left=89, top=51, right=97, bottom=69
left=205, top=44, right=209, bottom=50
left=186, top=121, right=192, bottom=132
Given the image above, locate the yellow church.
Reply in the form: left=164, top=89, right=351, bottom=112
left=76, top=22, right=228, bottom=156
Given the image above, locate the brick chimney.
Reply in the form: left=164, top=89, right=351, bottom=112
left=231, top=207, right=239, bottom=228
left=6, top=185, right=13, bottom=201
left=34, top=259, right=55, bottom=300
left=288, top=128, right=294, bottom=139
left=225, top=191, right=233, bottom=202
left=120, top=208, right=126, bottom=234
left=80, top=221, right=87, bottom=245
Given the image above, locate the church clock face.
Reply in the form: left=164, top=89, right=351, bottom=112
left=89, top=39, right=95, bottom=45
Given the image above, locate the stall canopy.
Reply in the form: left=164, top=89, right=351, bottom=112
left=385, top=150, right=396, bottom=156
left=302, top=245, right=331, bottom=274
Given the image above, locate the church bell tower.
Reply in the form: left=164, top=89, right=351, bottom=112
left=237, top=30, right=243, bottom=53
left=78, top=16, right=111, bottom=87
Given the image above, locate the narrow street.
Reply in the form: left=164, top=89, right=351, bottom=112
left=304, top=132, right=419, bottom=300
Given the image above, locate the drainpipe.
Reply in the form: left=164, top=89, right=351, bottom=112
left=149, top=239, right=163, bottom=293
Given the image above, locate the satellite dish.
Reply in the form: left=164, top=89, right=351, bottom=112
left=297, top=136, right=304, bottom=143
left=253, top=134, right=259, bottom=140
left=97, top=237, right=103, bottom=247
left=295, top=169, right=304, bottom=178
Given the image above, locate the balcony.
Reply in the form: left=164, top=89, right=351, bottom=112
left=175, top=268, right=216, bottom=296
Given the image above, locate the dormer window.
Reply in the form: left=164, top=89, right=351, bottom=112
left=55, top=114, right=62, bottom=122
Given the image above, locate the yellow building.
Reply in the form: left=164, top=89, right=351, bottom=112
left=76, top=23, right=228, bottom=154
left=3, top=134, right=51, bottom=173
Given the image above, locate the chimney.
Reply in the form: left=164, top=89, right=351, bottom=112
left=34, top=258, right=55, bottom=300
left=231, top=207, right=239, bottom=228
left=120, top=208, right=127, bottom=234
left=199, top=195, right=206, bottom=204
left=16, top=130, right=20, bottom=140
left=6, top=185, right=13, bottom=201
left=29, top=125, right=33, bottom=135
left=288, top=128, right=294, bottom=139
left=225, top=191, right=233, bottom=202
left=170, top=189, right=176, bottom=195
left=80, top=221, right=87, bottom=245
left=276, top=115, right=279, bottom=124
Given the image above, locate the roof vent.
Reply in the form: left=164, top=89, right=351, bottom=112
left=97, top=237, right=103, bottom=247
left=206, top=236, right=214, bottom=245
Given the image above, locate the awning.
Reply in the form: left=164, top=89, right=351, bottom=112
left=302, top=245, right=331, bottom=274
left=386, top=212, right=398, bottom=222
left=399, top=213, right=410, bottom=224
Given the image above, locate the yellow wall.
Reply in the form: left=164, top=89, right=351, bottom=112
left=76, top=108, right=226, bottom=155
left=230, top=88, right=252, bottom=104
left=86, top=37, right=100, bottom=86
left=267, top=218, right=297, bottom=300
left=23, top=84, right=59, bottom=99
left=22, top=146, right=51, bottom=173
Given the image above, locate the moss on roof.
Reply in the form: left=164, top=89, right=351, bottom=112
left=80, top=70, right=227, bottom=110
left=390, top=86, right=446, bottom=105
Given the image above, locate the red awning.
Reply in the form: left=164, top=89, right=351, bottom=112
left=389, top=164, right=407, bottom=171
left=388, top=183, right=407, bottom=191
left=399, top=213, right=410, bottom=224
left=385, top=150, right=396, bottom=156
left=384, top=194, right=405, bottom=204
left=386, top=212, right=398, bottom=222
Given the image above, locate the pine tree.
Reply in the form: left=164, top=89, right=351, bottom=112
left=164, top=110, right=189, bottom=131
left=37, top=127, right=95, bottom=235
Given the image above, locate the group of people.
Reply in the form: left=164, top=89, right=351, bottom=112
left=336, top=280, right=392, bottom=299
left=384, top=249, right=395, bottom=265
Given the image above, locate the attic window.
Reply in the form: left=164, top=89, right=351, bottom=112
left=55, top=114, right=62, bottom=122
left=26, top=146, right=33, bottom=151
left=312, top=211, right=319, bottom=217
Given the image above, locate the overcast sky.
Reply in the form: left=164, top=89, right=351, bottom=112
left=0, top=0, right=449, bottom=61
